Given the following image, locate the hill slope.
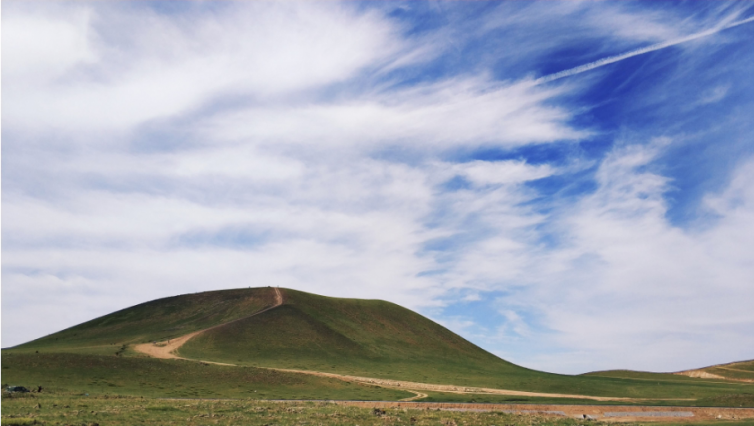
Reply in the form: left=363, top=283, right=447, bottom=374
left=179, top=288, right=530, bottom=384
left=675, top=360, right=754, bottom=382
left=12, top=287, right=278, bottom=353
left=8, top=287, right=754, bottom=401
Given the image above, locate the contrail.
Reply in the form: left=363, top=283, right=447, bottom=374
left=534, top=15, right=754, bottom=85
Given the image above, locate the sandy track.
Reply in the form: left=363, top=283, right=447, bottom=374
left=133, top=331, right=204, bottom=360
left=270, top=368, right=687, bottom=402
left=134, top=287, right=283, bottom=360
left=675, top=359, right=754, bottom=383
left=675, top=368, right=754, bottom=383
left=400, top=390, right=429, bottom=402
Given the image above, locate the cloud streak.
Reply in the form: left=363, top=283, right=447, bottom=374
left=535, top=14, right=754, bottom=84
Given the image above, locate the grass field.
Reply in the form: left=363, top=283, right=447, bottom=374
left=5, top=393, right=753, bottom=426
left=0, top=353, right=411, bottom=401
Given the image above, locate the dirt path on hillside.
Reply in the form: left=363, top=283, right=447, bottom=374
left=133, top=331, right=204, bottom=360
left=134, top=287, right=283, bottom=360
left=674, top=359, right=754, bottom=383
left=675, top=367, right=754, bottom=383
left=718, top=366, right=754, bottom=375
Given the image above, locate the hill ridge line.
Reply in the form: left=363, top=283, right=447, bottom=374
left=133, top=287, right=283, bottom=360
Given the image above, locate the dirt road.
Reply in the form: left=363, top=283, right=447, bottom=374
left=400, top=390, right=429, bottom=402
left=134, top=287, right=283, bottom=360
left=270, top=368, right=686, bottom=402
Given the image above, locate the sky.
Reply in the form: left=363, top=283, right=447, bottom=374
left=2, top=1, right=753, bottom=375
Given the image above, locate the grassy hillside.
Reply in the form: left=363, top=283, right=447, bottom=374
left=10, top=287, right=278, bottom=353
left=696, top=360, right=754, bottom=382
left=5, top=287, right=754, bottom=404
left=180, top=289, right=528, bottom=381
left=586, top=360, right=754, bottom=384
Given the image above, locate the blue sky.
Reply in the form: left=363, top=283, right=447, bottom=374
left=2, top=1, right=753, bottom=374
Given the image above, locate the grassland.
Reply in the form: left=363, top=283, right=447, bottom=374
left=418, top=390, right=754, bottom=408
left=0, top=352, right=411, bottom=401
left=6, top=393, right=753, bottom=426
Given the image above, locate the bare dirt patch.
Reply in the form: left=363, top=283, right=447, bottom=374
left=133, top=331, right=203, bottom=360
left=322, top=401, right=754, bottom=423
left=133, top=287, right=283, bottom=360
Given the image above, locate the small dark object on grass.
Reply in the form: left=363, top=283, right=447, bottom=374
left=6, top=386, right=30, bottom=393
left=373, top=408, right=386, bottom=416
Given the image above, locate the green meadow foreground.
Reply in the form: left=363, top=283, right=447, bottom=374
left=3, top=287, right=754, bottom=424
left=4, top=394, right=754, bottom=426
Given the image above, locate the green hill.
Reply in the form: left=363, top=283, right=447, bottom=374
left=179, top=288, right=528, bottom=384
left=6, top=287, right=754, bottom=403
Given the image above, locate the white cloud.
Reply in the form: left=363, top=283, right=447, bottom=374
left=696, top=84, right=731, bottom=105
left=202, top=76, right=583, bottom=152
left=453, top=160, right=555, bottom=186
left=483, top=143, right=754, bottom=373
left=2, top=2, right=404, bottom=133
left=1, top=3, right=96, bottom=79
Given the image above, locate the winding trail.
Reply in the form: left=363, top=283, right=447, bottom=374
left=269, top=368, right=690, bottom=402
left=133, top=287, right=283, bottom=361
left=133, top=286, right=691, bottom=402
left=400, top=390, right=429, bottom=402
